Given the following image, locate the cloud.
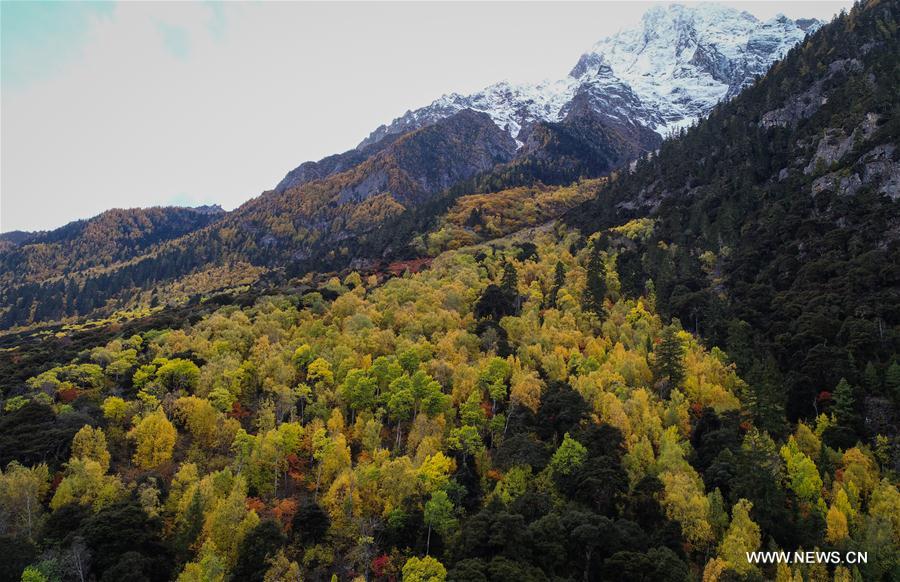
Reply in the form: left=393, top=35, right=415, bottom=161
left=157, top=22, right=191, bottom=60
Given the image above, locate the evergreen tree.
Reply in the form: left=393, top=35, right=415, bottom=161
left=548, top=261, right=566, bottom=308
left=500, top=261, right=518, bottom=295
left=832, top=378, right=857, bottom=428
left=654, top=325, right=685, bottom=389
left=465, top=207, right=484, bottom=228
left=500, top=260, right=520, bottom=314
left=863, top=361, right=881, bottom=394
left=744, top=357, right=787, bottom=438
left=885, top=360, right=900, bottom=403
left=584, top=242, right=607, bottom=316
left=174, top=489, right=205, bottom=562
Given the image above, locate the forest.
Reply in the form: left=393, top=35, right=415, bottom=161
left=0, top=1, right=898, bottom=581
left=1, top=228, right=898, bottom=581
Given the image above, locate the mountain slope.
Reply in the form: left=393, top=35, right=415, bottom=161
left=0, top=205, right=224, bottom=286
left=0, top=111, right=516, bottom=327
left=1, top=5, right=899, bottom=582
left=566, top=0, right=900, bottom=421
left=228, top=109, right=517, bottom=265
left=0, top=206, right=225, bottom=325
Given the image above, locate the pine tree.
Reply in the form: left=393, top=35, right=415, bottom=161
left=500, top=261, right=518, bottom=295
left=744, top=357, right=787, bottom=438
left=548, top=261, right=566, bottom=308
left=500, top=261, right=520, bottom=314
left=832, top=378, right=856, bottom=428
left=654, top=325, right=686, bottom=389
left=863, top=361, right=881, bottom=394
left=584, top=242, right=607, bottom=316
left=175, top=489, right=205, bottom=561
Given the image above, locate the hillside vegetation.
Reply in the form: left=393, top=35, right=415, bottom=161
left=1, top=229, right=898, bottom=581
left=567, top=0, right=900, bottom=421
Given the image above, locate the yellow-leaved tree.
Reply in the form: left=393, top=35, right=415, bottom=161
left=50, top=458, right=124, bottom=511
left=0, top=462, right=50, bottom=541
left=129, top=408, right=178, bottom=469
left=717, top=499, right=761, bottom=574
left=202, top=476, right=259, bottom=568
left=71, top=425, right=111, bottom=471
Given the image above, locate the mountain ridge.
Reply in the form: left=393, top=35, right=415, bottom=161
left=274, top=4, right=820, bottom=197
left=358, top=3, right=821, bottom=150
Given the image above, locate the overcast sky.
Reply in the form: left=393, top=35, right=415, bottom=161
left=1, top=1, right=853, bottom=233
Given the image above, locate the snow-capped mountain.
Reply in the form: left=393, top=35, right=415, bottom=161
left=360, top=4, right=821, bottom=147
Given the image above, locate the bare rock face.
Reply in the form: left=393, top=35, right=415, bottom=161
left=275, top=141, right=390, bottom=193
left=866, top=146, right=900, bottom=200
left=811, top=171, right=863, bottom=197
left=241, top=109, right=518, bottom=257
left=805, top=112, right=883, bottom=175
left=810, top=141, right=898, bottom=200
left=328, top=110, right=517, bottom=206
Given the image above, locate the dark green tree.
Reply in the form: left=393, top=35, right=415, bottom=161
left=863, top=361, right=881, bottom=394
left=501, top=261, right=518, bottom=295
left=233, top=520, right=286, bottom=582
left=501, top=261, right=521, bottom=314
left=80, top=501, right=173, bottom=582
left=654, top=325, right=685, bottom=389
left=584, top=242, right=607, bottom=316
left=602, top=547, right=690, bottom=582
left=548, top=261, right=566, bottom=308
left=291, top=500, right=330, bottom=547
left=0, top=536, right=37, bottom=582
left=475, top=285, right=515, bottom=321
left=173, top=489, right=204, bottom=562
left=832, top=378, right=857, bottom=427
left=743, top=357, right=787, bottom=438
left=885, top=360, right=900, bottom=403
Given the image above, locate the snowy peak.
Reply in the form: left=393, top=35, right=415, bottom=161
left=360, top=78, right=579, bottom=149
left=581, top=4, right=821, bottom=134
left=359, top=3, right=821, bottom=148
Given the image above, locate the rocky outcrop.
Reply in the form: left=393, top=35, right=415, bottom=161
left=804, top=112, right=882, bottom=175
left=759, top=58, right=863, bottom=129
left=811, top=143, right=900, bottom=200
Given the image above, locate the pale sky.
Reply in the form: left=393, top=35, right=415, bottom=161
left=1, top=1, right=852, bottom=233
